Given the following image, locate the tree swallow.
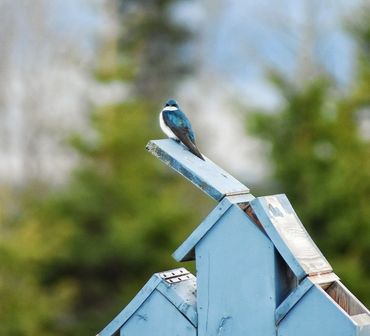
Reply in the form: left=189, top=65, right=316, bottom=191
left=160, top=99, right=205, bottom=160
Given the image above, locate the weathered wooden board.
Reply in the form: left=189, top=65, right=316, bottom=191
left=146, top=139, right=250, bottom=201
left=251, top=194, right=332, bottom=280
left=351, top=313, right=370, bottom=333
left=325, top=281, right=370, bottom=317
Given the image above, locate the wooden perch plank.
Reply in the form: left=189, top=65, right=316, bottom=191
left=146, top=139, right=250, bottom=201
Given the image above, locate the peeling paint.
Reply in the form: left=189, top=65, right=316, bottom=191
left=217, top=316, right=232, bottom=335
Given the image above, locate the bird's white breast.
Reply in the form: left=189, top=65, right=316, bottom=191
left=159, top=110, right=178, bottom=139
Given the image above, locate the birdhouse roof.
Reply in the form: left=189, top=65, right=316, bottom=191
left=250, top=194, right=333, bottom=280
left=174, top=192, right=333, bottom=283
left=98, top=268, right=197, bottom=336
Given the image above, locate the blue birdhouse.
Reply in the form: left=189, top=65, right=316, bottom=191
left=98, top=139, right=370, bottom=336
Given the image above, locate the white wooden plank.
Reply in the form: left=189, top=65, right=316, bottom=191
left=251, top=194, right=332, bottom=280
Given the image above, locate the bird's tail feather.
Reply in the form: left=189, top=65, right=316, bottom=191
left=189, top=143, right=205, bottom=161
left=169, top=127, right=205, bottom=161
left=182, top=136, right=205, bottom=161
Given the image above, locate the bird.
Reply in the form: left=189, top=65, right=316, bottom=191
left=159, top=99, right=205, bottom=160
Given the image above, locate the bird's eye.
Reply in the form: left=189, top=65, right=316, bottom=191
left=165, top=104, right=169, bottom=106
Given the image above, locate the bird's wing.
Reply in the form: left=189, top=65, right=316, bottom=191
left=162, top=110, right=204, bottom=160
left=171, top=127, right=205, bottom=161
left=162, top=109, right=195, bottom=139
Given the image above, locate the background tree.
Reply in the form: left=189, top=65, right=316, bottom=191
left=0, top=1, right=210, bottom=335
left=247, top=7, right=370, bottom=306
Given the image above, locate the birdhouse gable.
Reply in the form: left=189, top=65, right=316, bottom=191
left=173, top=197, right=232, bottom=262
left=98, top=268, right=197, bottom=336
left=173, top=193, right=255, bottom=262
left=277, top=279, right=370, bottom=335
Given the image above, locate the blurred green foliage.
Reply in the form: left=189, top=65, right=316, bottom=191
left=0, top=1, right=210, bottom=335
left=1, top=1, right=369, bottom=335
left=248, top=10, right=370, bottom=306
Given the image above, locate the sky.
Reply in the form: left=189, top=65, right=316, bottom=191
left=172, top=0, right=364, bottom=183
left=176, top=0, right=361, bottom=91
left=0, top=0, right=120, bottom=184
left=0, top=0, right=366, bottom=185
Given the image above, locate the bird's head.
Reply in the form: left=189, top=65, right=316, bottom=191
left=164, top=99, right=179, bottom=109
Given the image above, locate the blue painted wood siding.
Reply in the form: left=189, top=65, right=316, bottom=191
left=98, top=269, right=197, bottom=336
left=278, top=283, right=361, bottom=336
left=120, top=290, right=196, bottom=336
left=195, top=203, right=293, bottom=336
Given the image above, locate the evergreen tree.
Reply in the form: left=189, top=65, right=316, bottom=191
left=0, top=1, right=210, bottom=334
left=247, top=9, right=370, bottom=306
